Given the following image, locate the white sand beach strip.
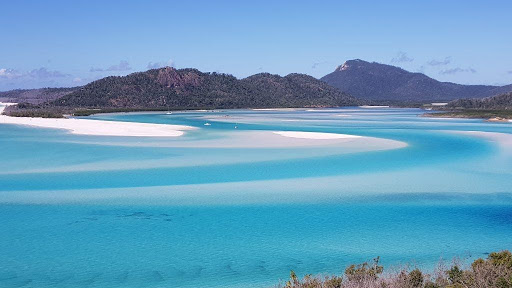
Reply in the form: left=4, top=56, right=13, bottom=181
left=0, top=104, right=195, bottom=137
left=0, top=102, right=17, bottom=108
left=359, top=105, right=390, bottom=108
left=252, top=108, right=300, bottom=111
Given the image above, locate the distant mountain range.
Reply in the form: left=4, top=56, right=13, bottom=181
left=446, top=92, right=512, bottom=110
left=321, top=59, right=510, bottom=103
left=0, top=88, right=76, bottom=104
left=3, top=60, right=512, bottom=117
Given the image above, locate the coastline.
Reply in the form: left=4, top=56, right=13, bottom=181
left=0, top=103, right=196, bottom=137
left=0, top=104, right=404, bottom=149
left=359, top=105, right=390, bottom=108
left=423, top=110, right=512, bottom=122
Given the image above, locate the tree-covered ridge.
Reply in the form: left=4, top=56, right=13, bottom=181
left=50, top=67, right=361, bottom=110
left=446, top=92, right=512, bottom=110
left=321, top=59, right=509, bottom=103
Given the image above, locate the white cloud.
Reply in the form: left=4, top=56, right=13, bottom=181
left=312, top=61, right=328, bottom=69
left=0, top=68, right=22, bottom=79
left=147, top=59, right=175, bottom=69
left=0, top=67, right=69, bottom=80
left=27, top=67, right=70, bottom=78
left=439, top=67, right=477, bottom=75
left=428, top=57, right=451, bottom=66
left=0, top=67, right=76, bottom=90
left=391, top=51, right=414, bottom=63
left=90, top=60, right=132, bottom=72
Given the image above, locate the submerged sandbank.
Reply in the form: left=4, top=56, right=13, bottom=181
left=72, top=130, right=405, bottom=149
left=0, top=104, right=195, bottom=137
left=0, top=129, right=407, bottom=175
left=3, top=166, right=511, bottom=205
left=453, top=131, right=512, bottom=152
left=273, top=131, right=361, bottom=139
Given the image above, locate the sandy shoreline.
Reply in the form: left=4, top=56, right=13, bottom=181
left=0, top=103, right=195, bottom=137
left=252, top=108, right=301, bottom=111
left=359, top=105, right=390, bottom=108
left=0, top=103, right=403, bottom=148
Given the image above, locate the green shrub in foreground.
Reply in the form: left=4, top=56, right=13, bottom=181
left=279, top=250, right=512, bottom=288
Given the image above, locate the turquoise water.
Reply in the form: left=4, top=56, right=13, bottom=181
left=1, top=107, right=511, bottom=287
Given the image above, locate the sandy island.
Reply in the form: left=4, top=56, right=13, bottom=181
left=0, top=103, right=195, bottom=137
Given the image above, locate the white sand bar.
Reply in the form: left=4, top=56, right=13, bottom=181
left=0, top=116, right=196, bottom=137
left=0, top=104, right=195, bottom=137
left=252, top=108, right=300, bottom=111
left=273, top=131, right=361, bottom=140
left=359, top=105, right=390, bottom=108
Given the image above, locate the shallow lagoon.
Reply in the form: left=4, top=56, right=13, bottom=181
left=1, top=107, right=511, bottom=287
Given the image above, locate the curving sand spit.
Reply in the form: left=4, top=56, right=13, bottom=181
left=0, top=103, right=195, bottom=137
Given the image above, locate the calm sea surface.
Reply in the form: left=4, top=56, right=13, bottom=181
left=1, top=107, right=511, bottom=287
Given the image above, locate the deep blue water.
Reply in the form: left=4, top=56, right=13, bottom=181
left=0, top=107, right=511, bottom=287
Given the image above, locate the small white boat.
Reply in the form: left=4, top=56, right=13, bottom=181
left=166, top=111, right=173, bottom=115
left=204, top=123, right=211, bottom=126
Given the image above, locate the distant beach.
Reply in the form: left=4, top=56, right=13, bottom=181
left=0, top=102, right=195, bottom=137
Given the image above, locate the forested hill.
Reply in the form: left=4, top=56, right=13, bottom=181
left=446, top=92, right=512, bottom=109
left=321, top=59, right=510, bottom=103
left=49, top=67, right=361, bottom=110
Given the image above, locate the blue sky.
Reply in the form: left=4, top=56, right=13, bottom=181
left=0, top=0, right=511, bottom=90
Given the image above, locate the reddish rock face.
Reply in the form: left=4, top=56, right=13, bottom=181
left=156, top=67, right=202, bottom=90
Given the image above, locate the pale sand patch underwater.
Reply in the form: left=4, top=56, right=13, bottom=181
left=62, top=130, right=406, bottom=149
left=0, top=104, right=196, bottom=137
left=0, top=132, right=406, bottom=175
left=453, top=131, right=512, bottom=153
left=273, top=131, right=360, bottom=139
left=3, top=166, right=511, bottom=205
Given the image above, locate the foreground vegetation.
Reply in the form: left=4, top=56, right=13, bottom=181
left=279, top=250, right=512, bottom=288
